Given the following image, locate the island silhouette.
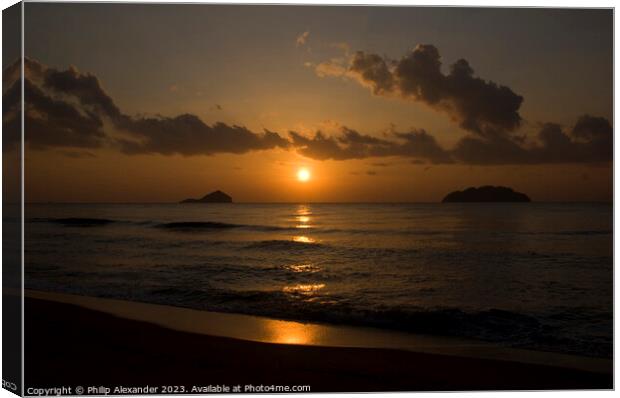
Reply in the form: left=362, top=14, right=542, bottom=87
left=180, top=190, right=233, bottom=203
left=442, top=186, right=531, bottom=203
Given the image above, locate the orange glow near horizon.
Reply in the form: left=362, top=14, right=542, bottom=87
left=17, top=5, right=613, bottom=204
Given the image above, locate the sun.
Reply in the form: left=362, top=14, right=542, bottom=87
left=297, top=168, right=311, bottom=182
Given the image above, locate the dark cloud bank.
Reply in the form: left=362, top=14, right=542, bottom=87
left=311, top=43, right=611, bottom=165
left=347, top=44, right=524, bottom=135
left=290, top=117, right=611, bottom=165
left=3, top=58, right=289, bottom=156
left=2, top=52, right=612, bottom=165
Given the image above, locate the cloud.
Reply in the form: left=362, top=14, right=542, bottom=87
left=3, top=75, right=107, bottom=151
left=392, top=130, right=454, bottom=163
left=452, top=115, right=612, bottom=165
left=349, top=52, right=395, bottom=94
left=314, top=59, right=347, bottom=78
left=318, top=44, right=524, bottom=136
left=3, top=58, right=120, bottom=151
left=296, top=31, right=310, bottom=47
left=3, top=58, right=611, bottom=166
left=289, top=126, right=451, bottom=164
left=3, top=58, right=289, bottom=156
left=288, top=117, right=612, bottom=165
left=42, top=62, right=123, bottom=120
left=57, top=150, right=97, bottom=158
left=289, top=127, right=395, bottom=161
left=117, top=117, right=289, bottom=156
left=307, top=42, right=611, bottom=165
left=352, top=170, right=378, bottom=176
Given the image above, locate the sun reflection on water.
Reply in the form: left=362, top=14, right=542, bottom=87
left=284, top=263, right=322, bottom=273
left=263, top=319, right=317, bottom=345
left=293, top=204, right=316, bottom=231
left=282, top=283, right=326, bottom=295
left=292, top=235, right=315, bottom=243
left=295, top=215, right=313, bottom=229
left=295, top=206, right=313, bottom=229
left=296, top=205, right=312, bottom=216
left=297, top=215, right=311, bottom=223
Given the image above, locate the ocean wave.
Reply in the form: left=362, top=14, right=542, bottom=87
left=31, top=217, right=298, bottom=232
left=244, top=239, right=324, bottom=250
left=28, top=216, right=453, bottom=235
left=555, top=230, right=612, bottom=236
left=155, top=221, right=307, bottom=233
left=144, top=286, right=611, bottom=358
left=509, top=230, right=613, bottom=236
left=37, top=216, right=600, bottom=236
left=156, top=221, right=241, bottom=230
left=30, top=217, right=117, bottom=227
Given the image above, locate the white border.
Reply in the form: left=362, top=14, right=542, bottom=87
left=0, top=2, right=616, bottom=398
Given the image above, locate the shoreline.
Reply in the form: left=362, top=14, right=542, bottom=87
left=21, top=290, right=612, bottom=391
left=24, top=289, right=612, bottom=374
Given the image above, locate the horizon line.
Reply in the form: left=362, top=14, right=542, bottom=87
left=21, top=200, right=614, bottom=205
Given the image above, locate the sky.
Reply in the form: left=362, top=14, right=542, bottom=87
left=4, top=3, right=613, bottom=202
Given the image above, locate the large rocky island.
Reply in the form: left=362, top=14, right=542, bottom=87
left=180, top=190, right=233, bottom=204
left=442, top=186, right=530, bottom=203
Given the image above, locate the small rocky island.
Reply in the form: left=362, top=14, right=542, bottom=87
left=442, top=186, right=530, bottom=203
left=180, top=190, right=233, bottom=204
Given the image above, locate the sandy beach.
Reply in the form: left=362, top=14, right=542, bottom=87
left=21, top=292, right=612, bottom=392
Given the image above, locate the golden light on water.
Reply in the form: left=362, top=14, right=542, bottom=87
left=296, top=205, right=312, bottom=216
left=297, top=215, right=311, bottom=223
left=297, top=168, right=311, bottom=182
left=282, top=283, right=326, bottom=294
left=264, top=319, right=316, bottom=345
left=295, top=205, right=312, bottom=227
left=293, top=236, right=315, bottom=243
left=295, top=214, right=312, bottom=229
left=293, top=204, right=316, bottom=239
left=284, top=263, right=322, bottom=273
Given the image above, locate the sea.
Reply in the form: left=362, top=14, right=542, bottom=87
left=24, top=202, right=613, bottom=358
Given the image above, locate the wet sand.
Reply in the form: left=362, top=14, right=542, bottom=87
left=23, top=294, right=612, bottom=392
